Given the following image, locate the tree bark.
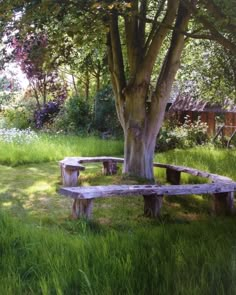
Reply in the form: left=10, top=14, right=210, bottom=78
left=123, top=127, right=156, bottom=180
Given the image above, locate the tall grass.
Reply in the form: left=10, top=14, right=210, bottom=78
left=1, top=211, right=236, bottom=295
left=156, top=146, right=236, bottom=180
left=0, top=133, right=123, bottom=166
left=1, top=135, right=236, bottom=294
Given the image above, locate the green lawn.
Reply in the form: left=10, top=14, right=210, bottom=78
left=1, top=134, right=236, bottom=294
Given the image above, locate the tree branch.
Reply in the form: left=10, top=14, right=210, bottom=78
left=144, top=0, right=166, bottom=54
left=197, top=15, right=236, bottom=54
left=139, top=0, right=179, bottom=84
left=138, top=0, right=148, bottom=50
left=107, top=15, right=126, bottom=129
left=147, top=0, right=194, bottom=147
left=199, top=0, right=236, bottom=33
left=124, top=0, right=139, bottom=76
left=109, top=11, right=126, bottom=94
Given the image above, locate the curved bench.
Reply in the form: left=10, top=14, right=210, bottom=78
left=60, top=157, right=124, bottom=186
left=59, top=157, right=236, bottom=218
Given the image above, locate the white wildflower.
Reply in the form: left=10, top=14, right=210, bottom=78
left=0, top=128, right=39, bottom=144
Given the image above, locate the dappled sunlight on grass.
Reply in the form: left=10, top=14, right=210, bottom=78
left=0, top=145, right=235, bottom=229
left=0, top=162, right=68, bottom=223
left=25, top=181, right=52, bottom=193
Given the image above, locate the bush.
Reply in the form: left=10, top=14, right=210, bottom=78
left=156, top=115, right=209, bottom=152
left=52, top=95, right=92, bottom=134
left=3, top=105, right=32, bottom=129
left=93, top=86, right=122, bottom=136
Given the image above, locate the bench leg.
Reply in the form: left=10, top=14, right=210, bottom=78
left=72, top=199, right=94, bottom=219
left=166, top=168, right=181, bottom=185
left=103, top=161, right=117, bottom=175
left=212, top=192, right=234, bottom=215
left=61, top=167, right=79, bottom=186
left=143, top=195, right=163, bottom=218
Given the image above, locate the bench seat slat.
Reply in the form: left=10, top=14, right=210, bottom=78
left=153, top=163, right=233, bottom=182
left=60, top=183, right=236, bottom=200
left=62, top=163, right=86, bottom=170
left=78, top=157, right=124, bottom=163
left=60, top=157, right=233, bottom=183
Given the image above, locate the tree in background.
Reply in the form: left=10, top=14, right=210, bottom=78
left=8, top=32, right=68, bottom=127
left=178, top=39, right=236, bottom=101
left=11, top=34, right=67, bottom=108
left=93, top=85, right=122, bottom=135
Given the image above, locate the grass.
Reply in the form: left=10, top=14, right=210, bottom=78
left=1, top=134, right=236, bottom=294
left=0, top=133, right=123, bottom=166
left=1, top=212, right=236, bottom=294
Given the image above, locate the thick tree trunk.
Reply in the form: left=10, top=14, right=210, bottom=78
left=123, top=129, right=156, bottom=180
left=121, top=87, right=163, bottom=181
left=122, top=89, right=163, bottom=218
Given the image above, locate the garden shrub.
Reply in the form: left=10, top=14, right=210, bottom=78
left=93, top=85, right=122, bottom=136
left=34, top=100, right=61, bottom=128
left=3, top=105, right=32, bottom=129
left=52, top=95, right=92, bottom=134
left=156, top=115, right=209, bottom=152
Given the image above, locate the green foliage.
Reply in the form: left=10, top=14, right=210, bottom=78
left=178, top=40, right=236, bottom=101
left=52, top=95, right=92, bottom=134
left=0, top=91, right=18, bottom=106
left=3, top=105, right=32, bottom=129
left=157, top=116, right=209, bottom=152
left=93, top=86, right=122, bottom=135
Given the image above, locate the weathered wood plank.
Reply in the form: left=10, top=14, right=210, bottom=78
left=60, top=183, right=236, bottom=199
left=61, top=163, right=86, bottom=170
left=78, top=157, right=124, bottom=163
left=103, top=161, right=118, bottom=175
left=154, top=163, right=233, bottom=183
left=60, top=157, right=234, bottom=184
left=61, top=169, right=79, bottom=187
left=166, top=168, right=181, bottom=185
left=143, top=195, right=163, bottom=217
left=212, top=192, right=234, bottom=215
left=72, top=199, right=94, bottom=218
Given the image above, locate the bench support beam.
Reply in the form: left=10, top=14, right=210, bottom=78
left=61, top=167, right=79, bottom=187
left=166, top=168, right=181, bottom=185
left=72, top=199, right=94, bottom=219
left=212, top=192, right=234, bottom=215
left=103, top=161, right=118, bottom=175
left=143, top=195, right=163, bottom=218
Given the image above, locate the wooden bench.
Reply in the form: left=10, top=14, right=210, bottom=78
left=59, top=157, right=236, bottom=219
left=60, top=182, right=236, bottom=219
left=60, top=156, right=124, bottom=186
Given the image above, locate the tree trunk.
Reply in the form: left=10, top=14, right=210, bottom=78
left=123, top=128, right=156, bottom=180
left=85, top=69, right=90, bottom=100
left=121, top=87, right=163, bottom=181
left=72, top=74, right=79, bottom=96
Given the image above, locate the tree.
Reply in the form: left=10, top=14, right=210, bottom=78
left=178, top=39, right=236, bottom=101
left=1, top=0, right=236, bottom=215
